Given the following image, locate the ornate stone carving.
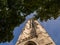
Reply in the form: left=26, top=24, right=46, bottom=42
left=16, top=19, right=55, bottom=45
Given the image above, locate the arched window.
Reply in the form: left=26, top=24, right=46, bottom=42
left=25, top=41, right=37, bottom=45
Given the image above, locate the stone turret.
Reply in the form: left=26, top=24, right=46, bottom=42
left=15, top=19, right=55, bottom=45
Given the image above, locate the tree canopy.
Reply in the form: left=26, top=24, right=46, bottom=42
left=0, top=0, right=60, bottom=43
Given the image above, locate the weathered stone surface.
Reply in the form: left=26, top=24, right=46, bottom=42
left=15, top=19, right=55, bottom=45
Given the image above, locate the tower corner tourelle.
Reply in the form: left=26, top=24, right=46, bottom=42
left=15, top=19, right=56, bottom=45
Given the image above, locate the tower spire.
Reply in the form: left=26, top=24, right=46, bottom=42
left=16, top=19, right=55, bottom=45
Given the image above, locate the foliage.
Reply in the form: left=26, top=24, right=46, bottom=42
left=0, top=0, right=25, bottom=43
left=0, top=0, right=60, bottom=43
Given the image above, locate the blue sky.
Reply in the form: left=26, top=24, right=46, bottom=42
left=39, top=16, right=60, bottom=45
left=0, top=15, right=60, bottom=45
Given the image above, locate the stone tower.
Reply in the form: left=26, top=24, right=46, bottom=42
left=15, top=19, right=55, bottom=45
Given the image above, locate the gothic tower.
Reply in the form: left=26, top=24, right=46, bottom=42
left=15, top=19, right=55, bottom=45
